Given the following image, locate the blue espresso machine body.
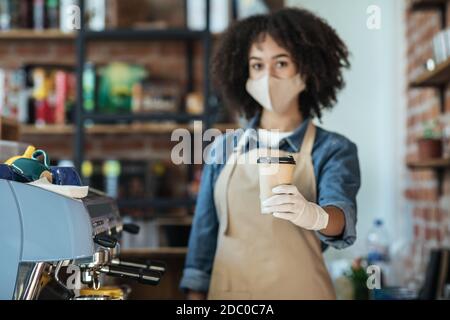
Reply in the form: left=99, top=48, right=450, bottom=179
left=0, top=179, right=94, bottom=299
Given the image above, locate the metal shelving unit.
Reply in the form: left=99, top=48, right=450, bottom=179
left=74, top=0, right=214, bottom=210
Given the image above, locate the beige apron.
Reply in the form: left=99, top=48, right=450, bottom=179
left=208, top=122, right=336, bottom=300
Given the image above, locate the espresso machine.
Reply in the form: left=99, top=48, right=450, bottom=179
left=0, top=179, right=165, bottom=300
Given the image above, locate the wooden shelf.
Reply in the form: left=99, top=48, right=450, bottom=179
left=120, top=247, right=188, bottom=256
left=0, top=29, right=75, bottom=40
left=20, top=122, right=240, bottom=135
left=411, top=0, right=449, bottom=11
left=20, top=123, right=182, bottom=135
left=410, top=57, right=450, bottom=87
left=20, top=124, right=73, bottom=135
left=407, top=158, right=450, bottom=169
left=152, top=216, right=193, bottom=226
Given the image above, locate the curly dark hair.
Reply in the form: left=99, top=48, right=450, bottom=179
left=211, top=7, right=350, bottom=120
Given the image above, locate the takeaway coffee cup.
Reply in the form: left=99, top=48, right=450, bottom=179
left=257, top=156, right=296, bottom=214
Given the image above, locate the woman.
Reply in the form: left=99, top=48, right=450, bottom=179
left=180, top=7, right=360, bottom=300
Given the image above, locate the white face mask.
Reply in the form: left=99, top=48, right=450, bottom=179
left=245, top=73, right=306, bottom=114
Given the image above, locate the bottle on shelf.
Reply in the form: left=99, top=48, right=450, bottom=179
left=0, top=0, right=11, bottom=30
left=46, top=0, right=60, bottom=29
left=60, top=0, right=79, bottom=33
left=103, top=160, right=121, bottom=198
left=83, top=62, right=96, bottom=114
left=55, top=70, right=68, bottom=125
left=33, top=0, right=45, bottom=30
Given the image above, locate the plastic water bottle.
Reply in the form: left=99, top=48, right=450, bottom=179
left=367, top=219, right=390, bottom=265
left=367, top=219, right=391, bottom=287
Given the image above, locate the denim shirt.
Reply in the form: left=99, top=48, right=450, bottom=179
left=179, top=115, right=361, bottom=292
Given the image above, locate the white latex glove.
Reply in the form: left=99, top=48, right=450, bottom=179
left=261, top=184, right=329, bottom=231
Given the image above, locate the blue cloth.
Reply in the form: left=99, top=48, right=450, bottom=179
left=180, top=115, right=361, bottom=293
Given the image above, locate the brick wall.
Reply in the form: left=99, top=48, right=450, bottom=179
left=0, top=40, right=206, bottom=91
left=405, top=0, right=450, bottom=282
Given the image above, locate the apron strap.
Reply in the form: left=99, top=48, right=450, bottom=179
left=300, top=122, right=316, bottom=156
left=233, top=129, right=252, bottom=155
left=215, top=130, right=248, bottom=236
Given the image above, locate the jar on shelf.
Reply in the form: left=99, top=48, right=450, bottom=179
left=417, top=120, right=443, bottom=160
left=443, top=125, right=450, bottom=159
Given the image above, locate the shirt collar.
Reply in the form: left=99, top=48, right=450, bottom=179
left=243, top=112, right=311, bottom=153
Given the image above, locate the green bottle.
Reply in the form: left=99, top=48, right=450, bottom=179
left=83, top=62, right=96, bottom=113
